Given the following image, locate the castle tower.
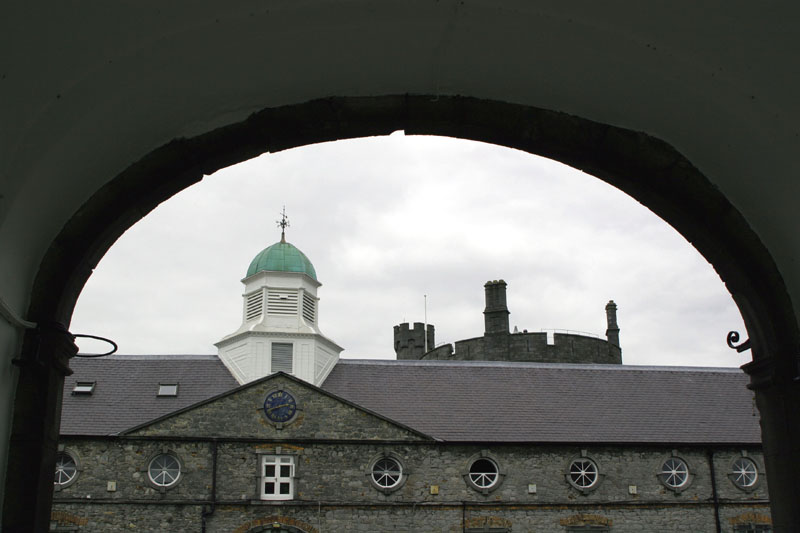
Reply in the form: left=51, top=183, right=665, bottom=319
left=394, top=322, right=435, bottom=360
left=215, top=215, right=342, bottom=385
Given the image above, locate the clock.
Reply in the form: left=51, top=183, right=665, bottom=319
left=263, top=390, right=298, bottom=423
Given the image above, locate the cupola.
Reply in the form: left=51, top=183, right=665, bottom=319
left=215, top=210, right=342, bottom=386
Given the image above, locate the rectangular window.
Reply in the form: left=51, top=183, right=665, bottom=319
left=260, top=455, right=295, bottom=500
left=157, top=383, right=178, bottom=397
left=72, top=381, right=95, bottom=395
left=271, top=343, right=293, bottom=374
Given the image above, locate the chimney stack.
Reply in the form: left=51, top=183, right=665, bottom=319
left=605, top=300, right=620, bottom=348
left=484, top=280, right=510, bottom=335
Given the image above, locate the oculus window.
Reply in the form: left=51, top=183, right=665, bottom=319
left=54, top=451, right=79, bottom=489
left=368, top=454, right=406, bottom=493
left=468, top=458, right=499, bottom=490
left=567, top=457, right=600, bottom=492
left=658, top=457, right=690, bottom=492
left=261, top=455, right=295, bottom=500
left=148, top=453, right=181, bottom=488
left=730, top=457, right=759, bottom=490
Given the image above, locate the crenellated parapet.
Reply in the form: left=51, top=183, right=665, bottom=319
left=395, top=281, right=622, bottom=365
left=394, top=322, right=435, bottom=360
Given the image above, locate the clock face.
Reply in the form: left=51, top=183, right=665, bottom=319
left=263, top=390, right=297, bottom=423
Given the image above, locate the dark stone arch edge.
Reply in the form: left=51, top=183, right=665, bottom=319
left=30, top=94, right=799, bottom=368
left=8, top=94, right=800, bottom=530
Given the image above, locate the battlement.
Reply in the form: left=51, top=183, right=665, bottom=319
left=394, top=322, right=435, bottom=360
left=393, top=281, right=622, bottom=365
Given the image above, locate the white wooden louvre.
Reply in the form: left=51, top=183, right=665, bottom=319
left=271, top=343, right=293, bottom=373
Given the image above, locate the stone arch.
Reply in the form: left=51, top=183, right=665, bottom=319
left=8, top=94, right=800, bottom=529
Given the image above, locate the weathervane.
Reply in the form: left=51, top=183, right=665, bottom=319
left=277, top=206, right=290, bottom=243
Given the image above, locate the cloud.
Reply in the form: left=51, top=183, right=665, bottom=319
left=69, top=135, right=749, bottom=368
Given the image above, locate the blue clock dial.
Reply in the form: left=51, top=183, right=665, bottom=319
left=263, top=390, right=297, bottom=423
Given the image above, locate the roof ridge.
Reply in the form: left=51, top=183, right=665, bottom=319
left=335, top=358, right=745, bottom=373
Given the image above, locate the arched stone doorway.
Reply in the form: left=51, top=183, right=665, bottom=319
left=6, top=95, right=799, bottom=530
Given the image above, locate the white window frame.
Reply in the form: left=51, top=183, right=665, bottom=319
left=147, top=453, right=182, bottom=490
left=656, top=451, right=693, bottom=493
left=565, top=451, right=603, bottom=494
left=463, top=450, right=504, bottom=494
left=54, top=449, right=81, bottom=491
left=729, top=454, right=760, bottom=491
left=260, top=455, right=295, bottom=500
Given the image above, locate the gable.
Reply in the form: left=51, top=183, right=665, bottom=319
left=124, top=373, right=431, bottom=441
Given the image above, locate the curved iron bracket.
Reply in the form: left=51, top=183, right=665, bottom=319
left=727, top=331, right=751, bottom=353
left=73, top=334, right=118, bottom=358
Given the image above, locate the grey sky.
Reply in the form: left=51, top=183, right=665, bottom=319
left=69, top=134, right=750, bottom=368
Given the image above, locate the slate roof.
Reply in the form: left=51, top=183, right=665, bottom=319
left=60, top=355, right=238, bottom=436
left=321, top=360, right=761, bottom=444
left=61, top=356, right=761, bottom=445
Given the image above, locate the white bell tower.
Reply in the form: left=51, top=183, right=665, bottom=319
left=216, top=211, right=342, bottom=385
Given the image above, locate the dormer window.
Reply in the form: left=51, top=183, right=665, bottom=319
left=72, top=382, right=95, bottom=395
left=157, top=383, right=178, bottom=397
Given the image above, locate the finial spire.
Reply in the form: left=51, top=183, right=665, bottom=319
left=276, top=206, right=290, bottom=243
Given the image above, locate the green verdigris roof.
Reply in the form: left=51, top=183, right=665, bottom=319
left=246, top=241, right=317, bottom=280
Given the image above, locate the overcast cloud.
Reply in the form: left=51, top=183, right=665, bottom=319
left=69, top=135, right=750, bottom=368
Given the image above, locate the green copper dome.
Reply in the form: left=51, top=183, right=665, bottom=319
left=246, top=241, right=317, bottom=280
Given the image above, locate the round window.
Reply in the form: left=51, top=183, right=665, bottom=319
left=54, top=452, right=78, bottom=487
left=659, top=457, right=690, bottom=489
left=148, top=454, right=181, bottom=488
left=371, top=457, right=403, bottom=489
left=568, top=458, right=599, bottom=489
left=468, top=458, right=499, bottom=489
left=730, top=457, right=758, bottom=489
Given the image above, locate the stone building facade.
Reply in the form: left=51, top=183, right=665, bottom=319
left=53, top=372, right=771, bottom=532
left=51, top=236, right=771, bottom=532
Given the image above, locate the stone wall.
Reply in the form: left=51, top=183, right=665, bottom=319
left=421, top=331, right=621, bottom=365
left=53, top=440, right=770, bottom=531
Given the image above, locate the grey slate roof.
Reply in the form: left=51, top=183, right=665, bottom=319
left=320, top=359, right=762, bottom=444
left=61, top=356, right=761, bottom=445
left=60, top=354, right=238, bottom=436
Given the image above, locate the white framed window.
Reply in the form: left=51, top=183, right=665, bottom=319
left=730, top=456, right=759, bottom=490
left=367, top=453, right=407, bottom=494
left=657, top=453, right=692, bottom=493
left=54, top=451, right=79, bottom=490
left=72, top=382, right=95, bottom=395
left=463, top=451, right=504, bottom=494
left=157, top=383, right=178, bottom=397
left=566, top=456, right=601, bottom=493
left=271, top=343, right=293, bottom=374
left=469, top=458, right=499, bottom=489
left=148, top=453, right=181, bottom=489
left=261, top=455, right=295, bottom=500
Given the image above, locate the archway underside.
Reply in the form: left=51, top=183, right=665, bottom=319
left=7, top=95, right=800, bottom=531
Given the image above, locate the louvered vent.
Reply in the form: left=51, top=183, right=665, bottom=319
left=268, top=290, right=298, bottom=315
left=271, top=343, right=293, bottom=373
left=245, top=291, right=263, bottom=321
left=302, top=293, right=316, bottom=323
